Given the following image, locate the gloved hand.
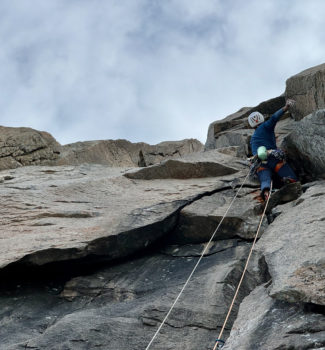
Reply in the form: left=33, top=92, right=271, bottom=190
left=285, top=99, right=296, bottom=108
left=270, top=149, right=286, bottom=160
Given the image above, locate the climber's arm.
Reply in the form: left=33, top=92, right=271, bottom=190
left=263, top=100, right=295, bottom=130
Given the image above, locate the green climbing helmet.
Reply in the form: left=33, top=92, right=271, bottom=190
left=257, top=146, right=268, bottom=161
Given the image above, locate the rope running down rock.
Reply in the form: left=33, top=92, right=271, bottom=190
left=145, top=171, right=251, bottom=350
left=214, top=181, right=273, bottom=349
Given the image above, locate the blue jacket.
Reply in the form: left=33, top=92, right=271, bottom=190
left=250, top=108, right=284, bottom=155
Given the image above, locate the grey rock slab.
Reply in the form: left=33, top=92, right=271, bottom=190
left=283, top=109, right=325, bottom=178
left=1, top=243, right=266, bottom=350
left=223, top=285, right=325, bottom=350
left=170, top=188, right=266, bottom=244
left=285, top=62, right=325, bottom=120
left=0, top=163, right=241, bottom=269
left=256, top=181, right=325, bottom=305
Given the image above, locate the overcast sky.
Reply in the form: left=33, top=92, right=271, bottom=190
left=0, top=0, right=324, bottom=145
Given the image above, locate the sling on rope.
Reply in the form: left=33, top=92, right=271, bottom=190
left=214, top=181, right=273, bottom=349
left=145, top=172, right=251, bottom=350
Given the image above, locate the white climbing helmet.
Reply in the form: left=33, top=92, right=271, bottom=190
left=248, top=111, right=264, bottom=128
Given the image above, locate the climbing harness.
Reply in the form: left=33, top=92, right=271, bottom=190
left=249, top=148, right=287, bottom=180
left=144, top=172, right=251, bottom=350
left=214, top=181, right=273, bottom=349
left=249, top=156, right=261, bottom=180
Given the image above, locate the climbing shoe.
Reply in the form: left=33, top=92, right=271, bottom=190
left=261, top=188, right=270, bottom=202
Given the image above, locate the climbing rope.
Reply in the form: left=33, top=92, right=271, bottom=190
left=145, top=171, right=251, bottom=350
left=214, top=181, right=273, bottom=349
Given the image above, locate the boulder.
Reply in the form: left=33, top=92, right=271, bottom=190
left=285, top=63, right=325, bottom=120
left=223, top=285, right=325, bottom=350
left=256, top=181, right=325, bottom=306
left=124, top=150, right=241, bottom=180
left=283, top=109, right=325, bottom=179
left=57, top=138, right=203, bottom=167
left=0, top=126, right=61, bottom=170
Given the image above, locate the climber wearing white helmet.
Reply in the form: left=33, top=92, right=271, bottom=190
left=248, top=111, right=264, bottom=128
left=249, top=99, right=297, bottom=201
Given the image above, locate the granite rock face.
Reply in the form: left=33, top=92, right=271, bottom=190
left=285, top=63, right=325, bottom=120
left=1, top=63, right=325, bottom=350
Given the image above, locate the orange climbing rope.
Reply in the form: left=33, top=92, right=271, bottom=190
left=214, top=181, right=273, bottom=349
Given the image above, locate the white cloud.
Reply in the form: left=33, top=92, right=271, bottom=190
left=0, top=0, right=324, bottom=145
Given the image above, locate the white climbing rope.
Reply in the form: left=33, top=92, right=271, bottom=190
left=214, top=181, right=273, bottom=350
left=145, top=172, right=251, bottom=350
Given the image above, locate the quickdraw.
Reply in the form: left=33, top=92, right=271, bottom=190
left=215, top=339, right=225, bottom=348
left=249, top=155, right=262, bottom=180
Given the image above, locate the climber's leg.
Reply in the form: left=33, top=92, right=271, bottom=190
left=274, top=161, right=298, bottom=183
left=257, top=166, right=272, bottom=199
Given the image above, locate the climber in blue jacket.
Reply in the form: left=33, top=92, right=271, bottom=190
left=248, top=99, right=297, bottom=201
